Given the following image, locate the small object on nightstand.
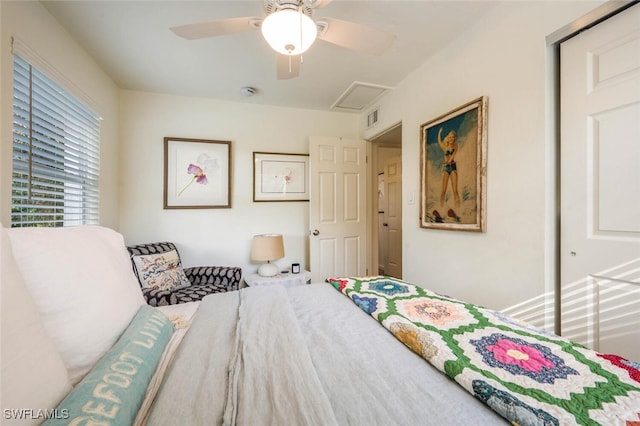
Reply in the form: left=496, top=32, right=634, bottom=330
left=292, top=263, right=300, bottom=274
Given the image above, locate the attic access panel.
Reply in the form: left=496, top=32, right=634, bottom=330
left=331, top=81, right=391, bottom=112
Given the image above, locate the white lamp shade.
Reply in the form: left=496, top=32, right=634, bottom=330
left=251, top=234, right=285, bottom=262
left=261, top=10, right=318, bottom=55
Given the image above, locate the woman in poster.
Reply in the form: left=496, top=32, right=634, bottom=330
left=438, top=127, right=461, bottom=207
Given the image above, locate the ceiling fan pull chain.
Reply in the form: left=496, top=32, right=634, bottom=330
left=289, top=55, right=292, bottom=73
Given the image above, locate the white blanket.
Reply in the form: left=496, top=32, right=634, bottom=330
left=146, top=284, right=505, bottom=425
left=223, top=287, right=338, bottom=425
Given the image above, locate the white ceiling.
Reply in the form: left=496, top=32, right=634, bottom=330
left=42, top=1, right=498, bottom=112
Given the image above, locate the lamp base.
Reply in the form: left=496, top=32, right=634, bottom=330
left=258, top=262, right=279, bottom=277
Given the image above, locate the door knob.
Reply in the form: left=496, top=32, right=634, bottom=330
left=311, top=229, right=320, bottom=236
left=383, top=223, right=389, bottom=227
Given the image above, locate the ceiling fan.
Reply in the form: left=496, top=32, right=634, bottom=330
left=170, top=0, right=396, bottom=80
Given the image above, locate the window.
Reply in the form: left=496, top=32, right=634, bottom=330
left=11, top=55, right=100, bottom=227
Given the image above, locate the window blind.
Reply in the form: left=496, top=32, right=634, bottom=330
left=11, top=55, right=101, bottom=227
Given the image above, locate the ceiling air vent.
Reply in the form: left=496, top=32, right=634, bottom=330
left=331, top=81, right=392, bottom=112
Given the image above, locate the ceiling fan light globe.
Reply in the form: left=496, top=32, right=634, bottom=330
left=261, top=10, right=317, bottom=55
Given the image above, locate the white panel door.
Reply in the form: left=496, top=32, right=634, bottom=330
left=384, top=155, right=402, bottom=278
left=560, top=4, right=640, bottom=359
left=309, top=136, right=367, bottom=283
left=377, top=173, right=388, bottom=274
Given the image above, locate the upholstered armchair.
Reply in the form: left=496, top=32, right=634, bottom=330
left=127, top=242, right=241, bottom=306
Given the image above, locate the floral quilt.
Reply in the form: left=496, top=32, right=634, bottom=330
left=328, top=276, right=640, bottom=426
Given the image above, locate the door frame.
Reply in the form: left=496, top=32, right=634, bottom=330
left=367, top=122, right=402, bottom=278
left=546, top=0, right=638, bottom=335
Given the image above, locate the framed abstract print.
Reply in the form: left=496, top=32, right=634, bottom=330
left=253, top=152, right=309, bottom=202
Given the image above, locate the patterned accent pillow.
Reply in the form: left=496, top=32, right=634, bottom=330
left=132, top=250, right=191, bottom=291
left=45, top=305, right=175, bottom=425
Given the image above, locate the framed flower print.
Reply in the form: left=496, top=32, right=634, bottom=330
left=253, top=152, right=309, bottom=202
left=164, top=137, right=232, bottom=209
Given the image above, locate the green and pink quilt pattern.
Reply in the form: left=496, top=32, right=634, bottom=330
left=328, top=276, right=640, bottom=426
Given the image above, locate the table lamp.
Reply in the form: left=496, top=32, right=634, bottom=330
left=251, top=234, right=285, bottom=277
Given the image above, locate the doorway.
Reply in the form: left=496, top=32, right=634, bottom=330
left=370, top=124, right=402, bottom=279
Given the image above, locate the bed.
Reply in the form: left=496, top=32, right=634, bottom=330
left=144, top=283, right=506, bottom=425
left=148, top=278, right=640, bottom=426
left=2, top=226, right=639, bottom=425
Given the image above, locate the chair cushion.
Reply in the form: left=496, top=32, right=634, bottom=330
left=184, top=266, right=242, bottom=289
left=7, top=226, right=146, bottom=384
left=131, top=249, right=190, bottom=292
left=143, top=284, right=233, bottom=306
left=1, top=225, right=71, bottom=425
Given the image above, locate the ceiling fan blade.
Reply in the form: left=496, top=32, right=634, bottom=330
left=170, top=17, right=261, bottom=40
left=316, top=17, right=396, bottom=55
left=276, top=54, right=301, bottom=80
left=303, top=0, right=333, bottom=8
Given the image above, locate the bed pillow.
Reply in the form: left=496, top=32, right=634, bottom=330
left=132, top=249, right=191, bottom=291
left=1, top=225, right=72, bottom=425
left=7, top=226, right=146, bottom=384
left=44, top=305, right=175, bottom=426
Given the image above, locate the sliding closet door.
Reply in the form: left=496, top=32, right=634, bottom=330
left=560, top=4, right=640, bottom=360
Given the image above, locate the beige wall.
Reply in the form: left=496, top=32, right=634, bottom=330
left=0, top=2, right=3, bottom=225
left=1, top=0, right=611, bottom=323
left=0, top=1, right=121, bottom=228
left=362, top=1, right=603, bottom=326
left=119, top=90, right=359, bottom=275
left=0, top=2, right=358, bottom=277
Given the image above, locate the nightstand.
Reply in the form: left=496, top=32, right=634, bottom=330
left=244, top=270, right=311, bottom=288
